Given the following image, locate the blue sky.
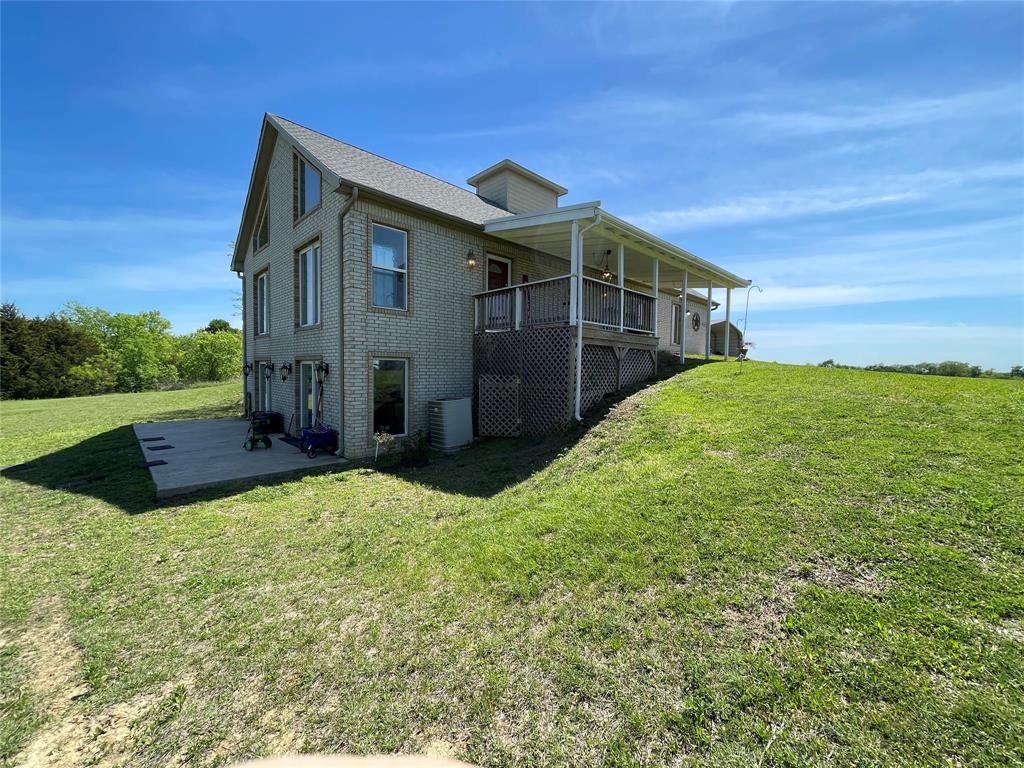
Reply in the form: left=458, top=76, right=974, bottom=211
left=2, top=2, right=1022, bottom=368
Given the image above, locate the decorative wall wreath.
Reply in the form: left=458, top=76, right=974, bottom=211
left=691, top=312, right=701, bottom=332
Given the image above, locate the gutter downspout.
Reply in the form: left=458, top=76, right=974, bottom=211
left=337, top=186, right=359, bottom=457
left=574, top=214, right=602, bottom=422
left=237, top=270, right=246, bottom=416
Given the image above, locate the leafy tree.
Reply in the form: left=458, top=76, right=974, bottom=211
left=61, top=302, right=178, bottom=391
left=176, top=330, right=242, bottom=382
left=1012, top=365, right=1023, bottom=378
left=203, top=318, right=235, bottom=334
left=0, top=303, right=102, bottom=399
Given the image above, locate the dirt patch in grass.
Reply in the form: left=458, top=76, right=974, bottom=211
left=11, top=600, right=182, bottom=768
left=15, top=599, right=85, bottom=705
left=788, top=560, right=889, bottom=595
left=991, top=620, right=1024, bottom=644
left=702, top=448, right=736, bottom=460
left=718, top=580, right=797, bottom=652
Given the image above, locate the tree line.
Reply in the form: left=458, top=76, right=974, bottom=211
left=818, top=359, right=1023, bottom=379
left=0, top=302, right=242, bottom=400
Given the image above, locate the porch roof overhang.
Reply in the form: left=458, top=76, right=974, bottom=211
left=483, top=202, right=751, bottom=292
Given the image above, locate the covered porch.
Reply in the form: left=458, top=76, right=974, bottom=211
left=474, top=201, right=750, bottom=359
left=471, top=202, right=750, bottom=435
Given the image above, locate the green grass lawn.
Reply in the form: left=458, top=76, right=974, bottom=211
left=1, top=363, right=1022, bottom=767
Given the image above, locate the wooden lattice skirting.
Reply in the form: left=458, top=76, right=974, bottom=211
left=475, top=326, right=658, bottom=437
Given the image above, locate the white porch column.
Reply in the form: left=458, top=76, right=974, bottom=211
left=651, top=258, right=659, bottom=336
left=724, top=287, right=732, bottom=360
left=705, top=280, right=713, bottom=360
left=569, top=220, right=579, bottom=325
left=680, top=271, right=688, bottom=361
left=617, top=243, right=625, bottom=332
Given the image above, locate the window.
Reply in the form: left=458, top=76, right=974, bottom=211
left=297, top=361, right=318, bottom=428
left=372, top=358, right=407, bottom=436
left=255, top=270, right=269, bottom=336
left=671, top=305, right=681, bottom=345
left=252, top=185, right=269, bottom=252
left=255, top=361, right=271, bottom=411
left=297, top=243, right=321, bottom=326
left=371, top=224, right=408, bottom=310
left=294, top=154, right=321, bottom=219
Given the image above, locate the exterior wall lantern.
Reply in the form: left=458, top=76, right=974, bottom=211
left=243, top=362, right=253, bottom=377
left=280, top=362, right=293, bottom=382
left=466, top=249, right=477, bottom=269
left=601, top=249, right=613, bottom=281
left=264, top=362, right=276, bottom=381
left=314, top=361, right=330, bottom=377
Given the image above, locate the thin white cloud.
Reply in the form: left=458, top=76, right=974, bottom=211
left=728, top=84, right=1023, bottom=137
left=633, top=188, right=918, bottom=231
left=1, top=211, right=235, bottom=235
left=630, top=163, right=1024, bottom=232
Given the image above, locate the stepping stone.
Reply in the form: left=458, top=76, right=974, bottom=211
left=140, top=437, right=165, bottom=442
left=147, top=445, right=174, bottom=451
left=137, top=460, right=168, bottom=468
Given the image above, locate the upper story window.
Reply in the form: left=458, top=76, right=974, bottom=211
left=252, top=185, right=270, bottom=252
left=294, top=153, right=321, bottom=220
left=255, top=270, right=269, bottom=336
left=297, top=242, right=321, bottom=327
left=371, top=224, right=408, bottom=310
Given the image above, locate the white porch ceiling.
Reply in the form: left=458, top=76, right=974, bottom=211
left=483, top=204, right=749, bottom=292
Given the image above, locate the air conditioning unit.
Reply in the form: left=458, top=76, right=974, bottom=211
left=427, top=397, right=473, bottom=452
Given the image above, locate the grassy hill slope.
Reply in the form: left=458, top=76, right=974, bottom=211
left=1, top=363, right=1022, bottom=767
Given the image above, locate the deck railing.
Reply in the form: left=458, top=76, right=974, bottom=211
left=474, top=274, right=656, bottom=335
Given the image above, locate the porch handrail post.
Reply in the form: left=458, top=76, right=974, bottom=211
left=680, top=271, right=688, bottom=362
left=705, top=280, right=713, bottom=360
left=515, top=286, right=523, bottom=331
left=651, top=258, right=659, bottom=336
left=724, top=287, right=732, bottom=360
left=569, top=220, right=580, bottom=325
left=617, top=243, right=625, bottom=332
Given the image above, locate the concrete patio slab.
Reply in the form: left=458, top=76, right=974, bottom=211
left=133, top=418, right=344, bottom=499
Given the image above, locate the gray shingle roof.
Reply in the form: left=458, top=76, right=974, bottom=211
left=270, top=115, right=510, bottom=225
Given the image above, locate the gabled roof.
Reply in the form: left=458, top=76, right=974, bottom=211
left=272, top=115, right=510, bottom=224
left=232, top=113, right=513, bottom=271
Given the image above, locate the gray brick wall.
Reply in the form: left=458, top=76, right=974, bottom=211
left=243, top=133, right=344, bottom=436
left=242, top=136, right=712, bottom=458
left=340, top=199, right=541, bottom=457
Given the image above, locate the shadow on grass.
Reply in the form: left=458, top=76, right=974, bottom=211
left=386, top=357, right=715, bottom=498
left=2, top=359, right=721, bottom=508
left=0, top=400, right=338, bottom=515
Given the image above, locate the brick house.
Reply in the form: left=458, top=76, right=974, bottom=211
left=231, top=114, right=749, bottom=458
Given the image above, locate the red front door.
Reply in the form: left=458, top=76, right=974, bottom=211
left=487, top=257, right=511, bottom=290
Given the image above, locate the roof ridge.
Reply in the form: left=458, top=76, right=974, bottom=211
left=272, top=114, right=507, bottom=210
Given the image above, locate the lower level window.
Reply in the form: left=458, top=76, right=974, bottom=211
left=298, top=361, right=319, bottom=428
left=372, top=358, right=407, bottom=436
left=255, top=362, right=271, bottom=411
left=671, top=305, right=681, bottom=345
